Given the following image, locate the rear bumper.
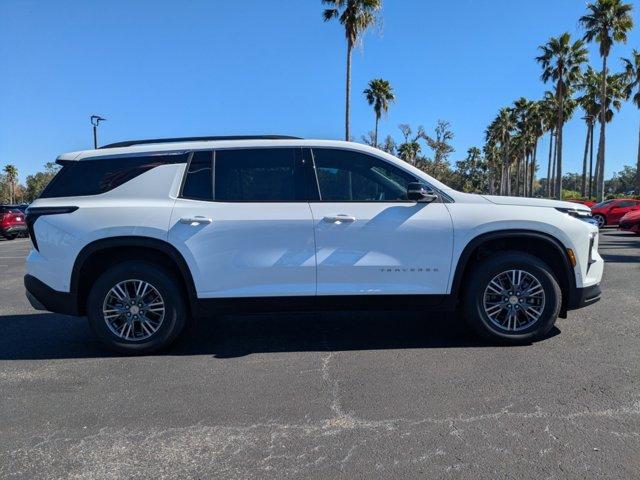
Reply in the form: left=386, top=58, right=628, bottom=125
left=24, top=274, right=79, bottom=316
left=1, top=225, right=27, bottom=235
left=568, top=283, right=601, bottom=310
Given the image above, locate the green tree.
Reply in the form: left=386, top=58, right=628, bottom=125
left=363, top=78, right=395, bottom=146
left=455, top=147, right=488, bottom=193
left=3, top=164, right=18, bottom=204
left=622, top=48, right=640, bottom=193
left=25, top=162, right=60, bottom=202
left=580, top=0, right=634, bottom=201
left=323, top=0, right=381, bottom=141
left=577, top=67, right=601, bottom=197
left=396, top=124, right=426, bottom=165
left=536, top=32, right=588, bottom=200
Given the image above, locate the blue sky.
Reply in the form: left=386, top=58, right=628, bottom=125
left=1, top=0, right=639, bottom=182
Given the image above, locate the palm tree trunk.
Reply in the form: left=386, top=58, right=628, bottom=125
left=581, top=122, right=590, bottom=198
left=551, top=131, right=558, bottom=198
left=596, top=55, right=608, bottom=201
left=588, top=122, right=595, bottom=198
left=515, top=156, right=521, bottom=196
left=546, top=129, right=554, bottom=197
left=374, top=114, right=379, bottom=147
left=345, top=41, right=352, bottom=142
left=555, top=82, right=564, bottom=200
left=636, top=121, right=640, bottom=194
left=530, top=141, right=537, bottom=197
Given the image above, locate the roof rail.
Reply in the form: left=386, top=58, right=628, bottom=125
left=99, top=135, right=303, bottom=149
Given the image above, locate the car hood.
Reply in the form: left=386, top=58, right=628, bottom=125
left=480, top=195, right=590, bottom=211
left=621, top=209, right=640, bottom=221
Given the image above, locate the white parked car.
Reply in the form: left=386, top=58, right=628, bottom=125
left=25, top=136, right=603, bottom=353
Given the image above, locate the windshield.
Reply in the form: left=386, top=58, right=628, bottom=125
left=592, top=200, right=613, bottom=209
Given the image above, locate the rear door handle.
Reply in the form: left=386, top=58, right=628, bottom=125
left=180, top=216, right=212, bottom=225
left=323, top=214, right=356, bottom=224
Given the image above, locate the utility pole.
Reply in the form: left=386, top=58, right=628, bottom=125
left=90, top=115, right=106, bottom=149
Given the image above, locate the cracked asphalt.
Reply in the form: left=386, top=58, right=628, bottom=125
left=0, top=231, right=639, bottom=479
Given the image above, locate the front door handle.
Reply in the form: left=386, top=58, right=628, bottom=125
left=180, top=216, right=212, bottom=225
left=323, top=214, right=356, bottom=224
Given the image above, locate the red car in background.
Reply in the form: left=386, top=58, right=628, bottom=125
left=619, top=209, right=640, bottom=235
left=0, top=206, right=27, bottom=240
left=590, top=198, right=640, bottom=228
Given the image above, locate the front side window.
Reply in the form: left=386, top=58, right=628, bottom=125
left=311, top=148, right=417, bottom=202
left=40, top=153, right=188, bottom=198
left=214, top=148, right=304, bottom=201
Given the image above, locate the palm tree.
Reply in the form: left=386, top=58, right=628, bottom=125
left=487, top=107, right=516, bottom=195
left=577, top=67, right=602, bottom=198
left=622, top=49, right=640, bottom=194
left=536, top=33, right=588, bottom=199
left=539, top=92, right=557, bottom=197
left=513, top=98, right=537, bottom=196
left=580, top=0, right=633, bottom=201
left=3, top=164, right=18, bottom=204
left=323, top=0, right=381, bottom=141
left=579, top=68, right=627, bottom=198
left=363, top=78, right=395, bottom=146
left=527, top=101, right=545, bottom=197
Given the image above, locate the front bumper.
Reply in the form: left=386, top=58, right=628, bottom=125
left=24, top=274, right=79, bottom=316
left=568, top=283, right=601, bottom=310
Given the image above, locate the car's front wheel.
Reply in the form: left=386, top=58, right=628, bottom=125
left=463, top=251, right=561, bottom=343
left=593, top=214, right=606, bottom=228
left=87, top=261, right=187, bottom=354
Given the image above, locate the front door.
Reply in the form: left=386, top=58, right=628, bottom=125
left=307, top=148, right=454, bottom=296
left=609, top=200, right=640, bottom=223
left=169, top=148, right=316, bottom=298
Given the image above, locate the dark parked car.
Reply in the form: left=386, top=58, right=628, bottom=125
left=0, top=206, right=27, bottom=240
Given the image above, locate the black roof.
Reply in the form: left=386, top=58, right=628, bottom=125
left=99, top=135, right=302, bottom=149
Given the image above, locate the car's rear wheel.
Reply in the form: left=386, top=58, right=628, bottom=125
left=463, top=251, right=561, bottom=343
left=593, top=214, right=606, bottom=228
left=87, top=261, right=187, bottom=354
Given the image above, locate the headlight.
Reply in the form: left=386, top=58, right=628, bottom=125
left=555, top=207, right=594, bottom=223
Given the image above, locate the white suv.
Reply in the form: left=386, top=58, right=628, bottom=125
left=24, top=136, right=603, bottom=353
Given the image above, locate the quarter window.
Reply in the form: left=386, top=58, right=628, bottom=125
left=40, top=153, right=188, bottom=198
left=312, top=148, right=417, bottom=202
left=214, top=148, right=304, bottom=201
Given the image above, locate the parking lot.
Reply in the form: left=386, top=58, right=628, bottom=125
left=0, top=231, right=638, bottom=479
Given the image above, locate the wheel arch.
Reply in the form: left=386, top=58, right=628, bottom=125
left=71, top=236, right=198, bottom=316
left=450, top=230, right=577, bottom=316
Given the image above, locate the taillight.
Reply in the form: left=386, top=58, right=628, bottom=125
left=25, top=206, right=78, bottom=251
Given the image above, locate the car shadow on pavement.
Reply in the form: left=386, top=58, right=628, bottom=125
left=0, top=311, right=560, bottom=360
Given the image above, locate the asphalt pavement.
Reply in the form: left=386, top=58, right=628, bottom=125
left=0, top=231, right=638, bottom=479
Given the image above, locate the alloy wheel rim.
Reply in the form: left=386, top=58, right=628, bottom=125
left=595, top=215, right=605, bottom=228
left=102, top=279, right=165, bottom=341
left=482, top=269, right=545, bottom=332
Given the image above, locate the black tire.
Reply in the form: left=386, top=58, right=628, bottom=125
left=593, top=214, right=606, bottom=229
left=462, top=251, right=562, bottom=344
left=87, top=261, right=187, bottom=354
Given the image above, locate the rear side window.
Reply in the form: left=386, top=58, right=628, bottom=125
left=181, top=151, right=213, bottom=200
left=40, top=153, right=188, bottom=198
left=214, top=148, right=304, bottom=201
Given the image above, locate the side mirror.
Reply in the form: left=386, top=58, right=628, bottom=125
left=407, top=182, right=438, bottom=203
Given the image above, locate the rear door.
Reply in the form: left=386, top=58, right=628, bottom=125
left=169, top=148, right=316, bottom=298
left=306, top=147, right=454, bottom=296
